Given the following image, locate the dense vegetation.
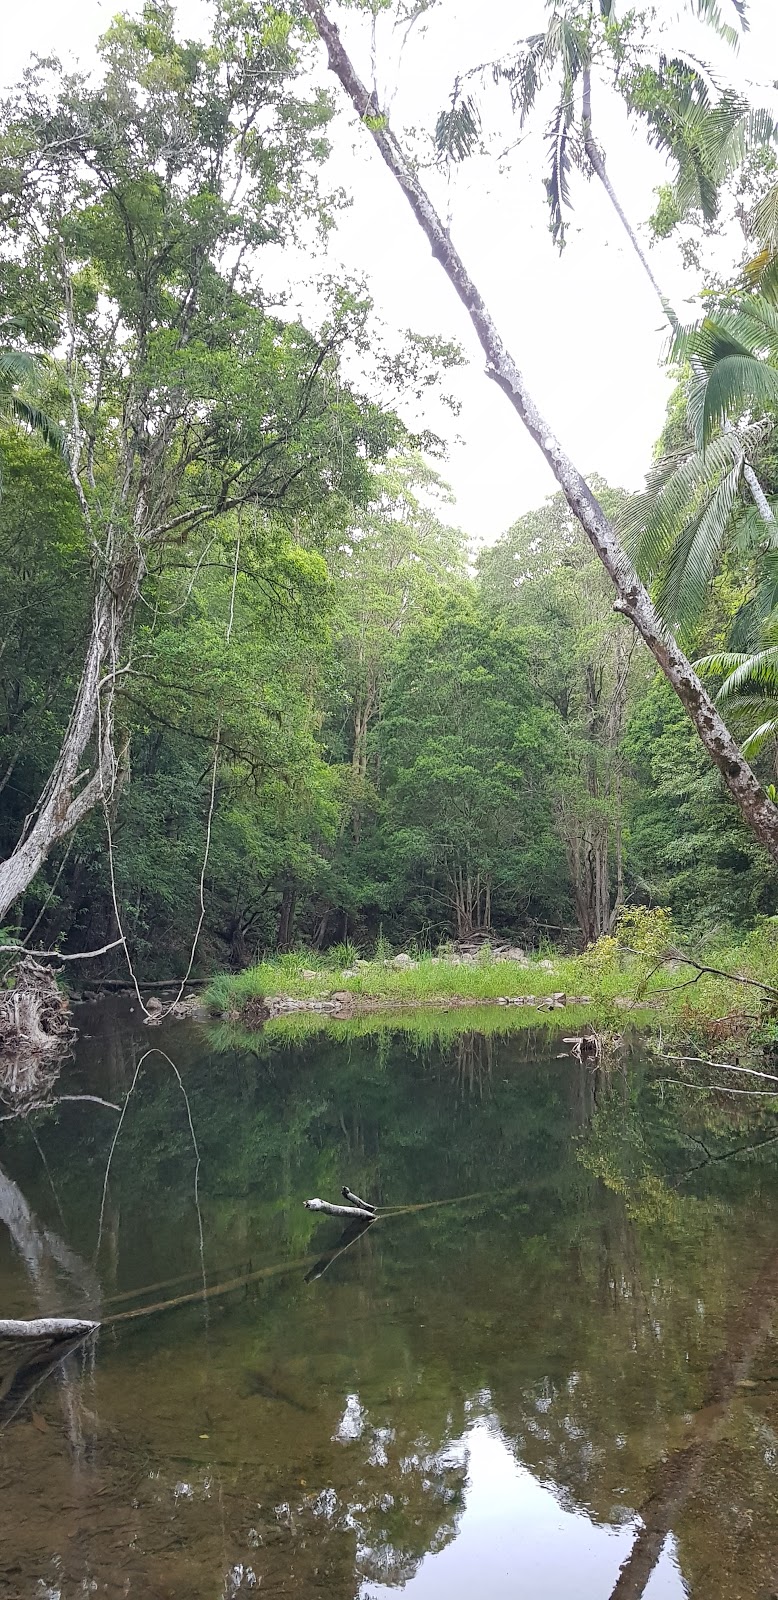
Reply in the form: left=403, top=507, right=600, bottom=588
left=3, top=0, right=778, bottom=980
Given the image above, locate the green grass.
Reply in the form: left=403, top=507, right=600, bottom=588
left=206, top=948, right=626, bottom=1014
left=204, top=921, right=778, bottom=1046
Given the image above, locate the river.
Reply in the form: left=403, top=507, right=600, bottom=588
left=0, top=1002, right=776, bottom=1598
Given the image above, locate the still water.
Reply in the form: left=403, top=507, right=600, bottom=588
left=1, top=1004, right=777, bottom=1599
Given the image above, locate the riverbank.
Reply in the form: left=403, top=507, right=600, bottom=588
left=204, top=922, right=778, bottom=1045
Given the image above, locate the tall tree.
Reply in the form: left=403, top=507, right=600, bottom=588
left=381, top=597, right=559, bottom=939
left=300, top=0, right=778, bottom=867
left=434, top=0, right=772, bottom=302
left=480, top=485, right=641, bottom=941
left=0, top=0, right=403, bottom=921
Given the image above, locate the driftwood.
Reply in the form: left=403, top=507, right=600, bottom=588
left=563, top=1034, right=602, bottom=1060
left=341, top=1185, right=376, bottom=1214
left=304, top=1198, right=375, bottom=1219
left=0, top=1317, right=97, bottom=1339
left=0, top=956, right=73, bottom=1065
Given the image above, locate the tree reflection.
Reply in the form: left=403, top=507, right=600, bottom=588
left=0, top=1016, right=777, bottom=1597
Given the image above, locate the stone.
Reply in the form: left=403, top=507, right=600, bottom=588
left=301, top=969, right=318, bottom=980
left=391, top=953, right=414, bottom=968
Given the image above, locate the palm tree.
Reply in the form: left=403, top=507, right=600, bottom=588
left=698, top=617, right=778, bottom=765
left=436, top=0, right=778, bottom=550
left=622, top=291, right=778, bottom=636
left=435, top=0, right=772, bottom=306
left=0, top=337, right=64, bottom=480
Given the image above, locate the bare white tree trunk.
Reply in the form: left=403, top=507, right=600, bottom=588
left=303, top=0, right=778, bottom=863
left=0, top=569, right=132, bottom=922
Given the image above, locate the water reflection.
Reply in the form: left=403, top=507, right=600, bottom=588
left=363, top=1420, right=684, bottom=1600
left=0, top=1003, right=776, bottom=1598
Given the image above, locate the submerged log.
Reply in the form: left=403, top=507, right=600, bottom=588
left=563, top=1034, right=602, bottom=1060
left=304, top=1198, right=376, bottom=1219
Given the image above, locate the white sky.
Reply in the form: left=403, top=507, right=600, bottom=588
left=4, top=0, right=778, bottom=543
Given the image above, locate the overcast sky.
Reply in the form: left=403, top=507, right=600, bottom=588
left=4, top=0, right=777, bottom=542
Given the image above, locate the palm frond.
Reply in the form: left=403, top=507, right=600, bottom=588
left=0, top=395, right=65, bottom=455
left=687, top=0, right=748, bottom=46
left=0, top=348, right=39, bottom=388
left=435, top=94, right=481, bottom=161
left=629, top=57, right=773, bottom=227
left=620, top=429, right=746, bottom=577
left=715, top=643, right=778, bottom=698
left=494, top=33, right=548, bottom=125
left=741, top=719, right=778, bottom=756
left=701, top=354, right=778, bottom=442
left=753, top=181, right=778, bottom=250
left=653, top=452, right=743, bottom=630
left=544, top=98, right=574, bottom=251
left=695, top=649, right=752, bottom=676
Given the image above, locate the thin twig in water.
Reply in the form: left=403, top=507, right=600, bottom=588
left=655, top=1078, right=778, bottom=1097
left=676, top=1131, right=778, bottom=1185
left=663, top=1052, right=778, bottom=1085
left=95, top=1055, right=144, bottom=1256
left=101, top=795, right=150, bottom=1019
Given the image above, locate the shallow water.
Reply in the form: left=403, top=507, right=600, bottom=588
left=1, top=1004, right=777, bottom=1599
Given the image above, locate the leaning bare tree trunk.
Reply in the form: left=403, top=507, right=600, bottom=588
left=304, top=1, right=778, bottom=864
left=0, top=569, right=132, bottom=924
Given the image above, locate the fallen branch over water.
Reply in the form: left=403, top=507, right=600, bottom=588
left=304, top=1197, right=375, bottom=1219
left=0, top=1317, right=97, bottom=1339
left=636, top=947, right=778, bottom=1001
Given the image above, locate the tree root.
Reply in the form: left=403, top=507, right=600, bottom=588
left=0, top=956, right=74, bottom=1091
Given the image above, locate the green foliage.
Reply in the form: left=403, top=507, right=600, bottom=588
left=3, top=1, right=778, bottom=978
left=379, top=594, right=562, bottom=937
left=623, top=676, right=778, bottom=929
left=616, top=903, right=675, bottom=955
left=432, top=0, right=772, bottom=251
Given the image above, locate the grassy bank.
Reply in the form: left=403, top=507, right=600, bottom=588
left=204, top=917, right=778, bottom=1044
